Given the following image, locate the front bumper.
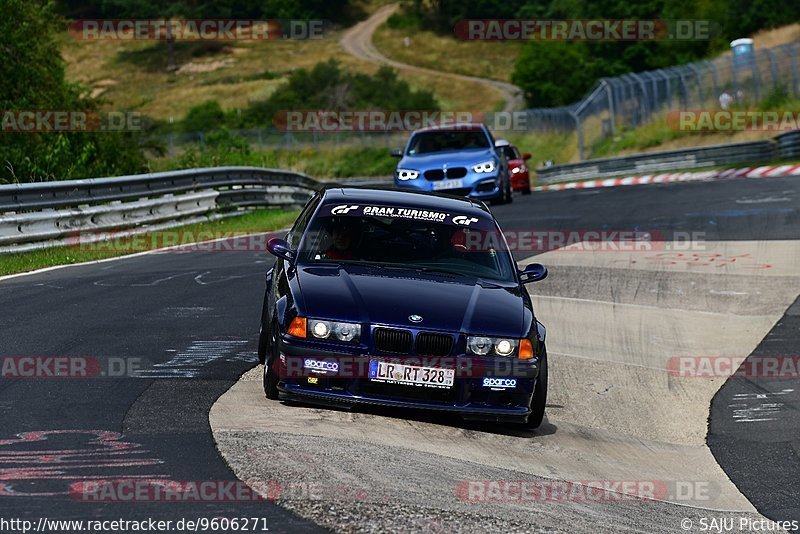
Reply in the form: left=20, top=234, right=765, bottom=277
left=394, top=172, right=503, bottom=201
left=273, top=335, right=541, bottom=423
left=511, top=170, right=531, bottom=191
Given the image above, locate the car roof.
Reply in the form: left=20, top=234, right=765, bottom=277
left=411, top=122, right=487, bottom=134
left=319, top=186, right=492, bottom=215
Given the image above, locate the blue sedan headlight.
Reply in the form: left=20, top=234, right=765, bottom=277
left=396, top=169, right=420, bottom=180
left=308, top=319, right=361, bottom=342
left=472, top=161, right=496, bottom=174
left=467, top=336, right=519, bottom=357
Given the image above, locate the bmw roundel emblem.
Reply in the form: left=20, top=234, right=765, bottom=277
left=409, top=314, right=423, bottom=323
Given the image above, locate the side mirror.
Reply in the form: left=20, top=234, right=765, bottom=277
left=522, top=152, right=532, bottom=160
left=390, top=148, right=404, bottom=158
left=519, top=263, right=547, bottom=284
left=267, top=238, right=296, bottom=263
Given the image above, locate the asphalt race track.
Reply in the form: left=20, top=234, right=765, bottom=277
left=2, top=176, right=799, bottom=532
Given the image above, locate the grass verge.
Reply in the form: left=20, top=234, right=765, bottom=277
left=151, top=144, right=398, bottom=179
left=0, top=208, right=299, bottom=277
left=373, top=25, right=519, bottom=84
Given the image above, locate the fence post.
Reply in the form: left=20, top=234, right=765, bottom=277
left=765, top=49, right=779, bottom=88
left=602, top=80, right=616, bottom=135
left=751, top=51, right=761, bottom=102
left=705, top=60, right=719, bottom=101
left=783, top=45, right=800, bottom=97
left=571, top=111, right=584, bottom=161
left=630, top=73, right=649, bottom=124
left=688, top=64, right=704, bottom=105
left=641, top=72, right=658, bottom=113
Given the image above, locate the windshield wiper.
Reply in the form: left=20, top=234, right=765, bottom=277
left=409, top=265, right=467, bottom=277
left=354, top=262, right=464, bottom=277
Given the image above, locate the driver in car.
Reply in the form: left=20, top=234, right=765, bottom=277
left=325, top=219, right=358, bottom=260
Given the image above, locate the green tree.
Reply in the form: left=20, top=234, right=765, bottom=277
left=512, top=41, right=598, bottom=106
left=0, top=0, right=147, bottom=182
left=182, top=100, right=226, bottom=133
left=238, top=60, right=438, bottom=128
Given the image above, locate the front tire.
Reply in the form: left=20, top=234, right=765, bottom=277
left=262, top=325, right=280, bottom=400
left=257, top=325, right=268, bottom=365
left=257, top=289, right=270, bottom=364
left=492, top=178, right=513, bottom=205
left=525, top=347, right=548, bottom=429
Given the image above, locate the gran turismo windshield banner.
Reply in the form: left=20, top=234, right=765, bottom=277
left=321, top=203, right=496, bottom=230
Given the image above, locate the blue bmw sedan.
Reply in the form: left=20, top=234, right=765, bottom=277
left=392, top=123, right=513, bottom=205
left=258, top=187, right=549, bottom=428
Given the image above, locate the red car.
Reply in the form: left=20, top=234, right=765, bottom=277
left=496, top=139, right=532, bottom=194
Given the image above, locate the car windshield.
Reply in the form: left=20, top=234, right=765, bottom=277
left=299, top=212, right=516, bottom=282
left=500, top=146, right=518, bottom=160
left=407, top=130, right=490, bottom=155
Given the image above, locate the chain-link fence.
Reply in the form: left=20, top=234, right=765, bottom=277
left=523, top=41, right=800, bottom=160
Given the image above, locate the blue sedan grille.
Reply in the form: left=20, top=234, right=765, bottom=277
left=373, top=328, right=455, bottom=356
left=424, top=167, right=467, bottom=181
left=416, top=332, right=454, bottom=356
left=374, top=328, right=413, bottom=354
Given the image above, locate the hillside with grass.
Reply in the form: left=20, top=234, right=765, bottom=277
left=374, top=14, right=800, bottom=169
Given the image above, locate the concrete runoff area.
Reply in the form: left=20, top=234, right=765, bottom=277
left=210, top=238, right=800, bottom=531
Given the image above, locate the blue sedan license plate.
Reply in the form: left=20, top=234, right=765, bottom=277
left=369, top=360, right=455, bottom=389
left=432, top=179, right=464, bottom=191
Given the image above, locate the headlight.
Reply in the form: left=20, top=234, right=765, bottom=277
left=308, top=319, right=361, bottom=342
left=334, top=322, right=359, bottom=342
left=472, top=161, right=496, bottom=174
left=467, top=336, right=520, bottom=357
left=511, top=164, right=527, bottom=174
left=467, top=336, right=492, bottom=356
left=396, top=169, right=419, bottom=180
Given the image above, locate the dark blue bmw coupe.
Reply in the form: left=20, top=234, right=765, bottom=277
left=258, top=187, right=549, bottom=428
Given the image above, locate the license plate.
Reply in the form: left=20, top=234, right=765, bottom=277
left=432, top=179, right=464, bottom=191
left=369, top=360, right=455, bottom=389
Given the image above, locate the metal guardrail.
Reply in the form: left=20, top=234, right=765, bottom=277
left=0, top=167, right=387, bottom=253
left=537, top=130, right=800, bottom=183
left=3, top=128, right=797, bottom=251
left=0, top=167, right=320, bottom=213
left=777, top=129, right=800, bottom=160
